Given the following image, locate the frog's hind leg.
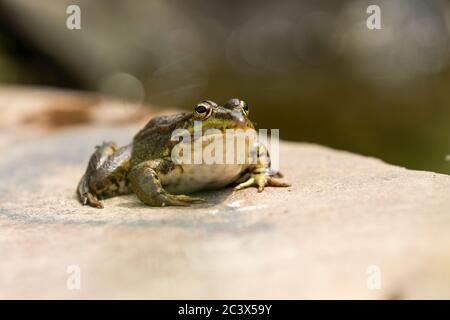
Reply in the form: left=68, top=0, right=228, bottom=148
left=128, top=160, right=205, bottom=207
left=77, top=142, right=132, bottom=209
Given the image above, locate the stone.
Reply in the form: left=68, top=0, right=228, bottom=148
left=1, top=87, right=450, bottom=299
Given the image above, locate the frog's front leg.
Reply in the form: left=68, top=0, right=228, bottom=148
left=128, top=160, right=205, bottom=207
left=235, top=143, right=290, bottom=192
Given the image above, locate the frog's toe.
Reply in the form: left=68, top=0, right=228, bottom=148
left=234, top=177, right=255, bottom=191
left=174, top=194, right=206, bottom=204
left=235, top=174, right=267, bottom=192
left=266, top=177, right=291, bottom=188
left=160, top=196, right=189, bottom=206
left=155, top=193, right=206, bottom=206
left=81, top=192, right=104, bottom=209
left=234, top=174, right=290, bottom=193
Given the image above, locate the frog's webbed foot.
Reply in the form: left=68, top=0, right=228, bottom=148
left=235, top=170, right=290, bottom=193
left=129, top=161, right=206, bottom=207
left=235, top=140, right=290, bottom=193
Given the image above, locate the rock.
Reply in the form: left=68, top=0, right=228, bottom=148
left=1, top=87, right=450, bottom=299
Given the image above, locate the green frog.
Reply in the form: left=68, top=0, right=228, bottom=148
left=77, top=98, right=290, bottom=208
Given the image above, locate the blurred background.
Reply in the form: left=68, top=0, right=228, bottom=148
left=0, top=0, right=449, bottom=174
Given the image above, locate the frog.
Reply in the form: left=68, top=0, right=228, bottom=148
left=76, top=98, right=290, bottom=208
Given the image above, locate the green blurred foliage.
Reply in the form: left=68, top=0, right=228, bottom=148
left=0, top=0, right=449, bottom=174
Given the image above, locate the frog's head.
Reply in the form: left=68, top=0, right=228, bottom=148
left=171, top=98, right=257, bottom=165
left=191, top=98, right=255, bottom=132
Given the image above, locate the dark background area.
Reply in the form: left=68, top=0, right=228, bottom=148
left=0, top=0, right=449, bottom=174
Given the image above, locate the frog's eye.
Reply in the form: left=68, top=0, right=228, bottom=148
left=240, top=100, right=249, bottom=115
left=194, top=103, right=212, bottom=120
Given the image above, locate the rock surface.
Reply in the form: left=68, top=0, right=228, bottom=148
left=1, top=87, right=450, bottom=299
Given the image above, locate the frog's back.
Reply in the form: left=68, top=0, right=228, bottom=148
left=134, top=113, right=190, bottom=140
left=130, top=113, right=191, bottom=167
